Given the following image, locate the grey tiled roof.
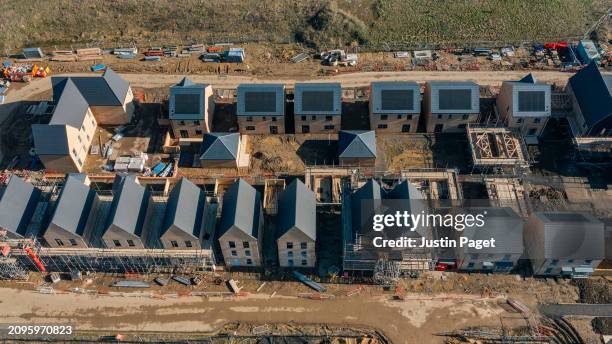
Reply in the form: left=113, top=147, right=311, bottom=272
left=0, top=175, right=40, bottom=237
left=461, top=207, right=524, bottom=255
left=31, top=124, right=70, bottom=155
left=351, top=179, right=383, bottom=235
left=49, top=78, right=90, bottom=128
left=218, top=179, right=261, bottom=239
left=338, top=130, right=377, bottom=159
left=34, top=78, right=90, bottom=156
left=530, top=211, right=605, bottom=260
left=294, top=83, right=341, bottom=115
left=52, top=68, right=130, bottom=106
left=162, top=178, right=205, bottom=239
left=105, top=174, right=150, bottom=237
left=276, top=179, right=316, bottom=241
left=568, top=62, right=612, bottom=132
left=237, top=84, right=285, bottom=116
left=200, top=133, right=239, bottom=160
left=370, top=81, right=421, bottom=113
left=427, top=81, right=480, bottom=113
left=47, top=174, right=96, bottom=236
left=169, top=77, right=208, bottom=120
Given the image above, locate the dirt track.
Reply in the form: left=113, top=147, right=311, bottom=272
left=2, top=70, right=577, bottom=106
left=1, top=287, right=512, bottom=344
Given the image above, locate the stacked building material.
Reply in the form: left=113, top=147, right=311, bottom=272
left=76, top=48, right=102, bottom=61
left=50, top=50, right=77, bottom=62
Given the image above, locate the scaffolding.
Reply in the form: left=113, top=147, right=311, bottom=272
left=467, top=125, right=529, bottom=169
left=341, top=178, right=435, bottom=275
left=373, top=258, right=401, bottom=284
left=4, top=239, right=215, bottom=274
left=400, top=168, right=462, bottom=200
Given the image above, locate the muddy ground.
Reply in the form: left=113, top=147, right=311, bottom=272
left=0, top=271, right=585, bottom=344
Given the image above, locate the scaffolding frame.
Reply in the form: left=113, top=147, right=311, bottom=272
left=467, top=125, right=529, bottom=168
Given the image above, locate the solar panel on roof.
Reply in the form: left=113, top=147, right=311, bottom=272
left=381, top=89, right=413, bottom=110
left=438, top=89, right=472, bottom=110
left=302, top=91, right=334, bottom=112
left=244, top=91, right=277, bottom=113
left=518, top=91, right=545, bottom=112
left=174, top=93, right=201, bottom=114
left=544, top=213, right=588, bottom=222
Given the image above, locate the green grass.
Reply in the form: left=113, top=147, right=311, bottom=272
left=0, top=0, right=605, bottom=52
left=367, top=0, right=600, bottom=46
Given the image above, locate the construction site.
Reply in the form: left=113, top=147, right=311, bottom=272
left=0, top=6, right=611, bottom=343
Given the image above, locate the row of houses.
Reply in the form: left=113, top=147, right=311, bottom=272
left=30, top=64, right=611, bottom=173
left=343, top=179, right=606, bottom=278
left=1, top=174, right=606, bottom=277
left=0, top=174, right=316, bottom=268
left=170, top=77, right=549, bottom=137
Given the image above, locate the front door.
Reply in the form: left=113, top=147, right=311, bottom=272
left=302, top=125, right=310, bottom=133
left=270, top=126, right=278, bottom=134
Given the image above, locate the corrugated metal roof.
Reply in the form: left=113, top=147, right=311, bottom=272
left=338, top=130, right=377, bottom=159
left=0, top=175, right=40, bottom=237
left=371, top=81, right=420, bottom=113
left=52, top=68, right=129, bottom=106
left=568, top=62, right=612, bottom=132
left=161, top=178, right=205, bottom=239
left=31, top=124, right=70, bottom=155
left=236, top=84, right=285, bottom=116
left=218, top=179, right=261, bottom=239
left=200, top=133, right=239, bottom=160
left=532, top=211, right=605, bottom=259
left=276, top=179, right=316, bottom=241
left=294, top=83, right=341, bottom=115
left=47, top=174, right=96, bottom=236
left=105, top=174, right=150, bottom=237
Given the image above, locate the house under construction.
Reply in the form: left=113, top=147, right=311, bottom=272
left=467, top=126, right=529, bottom=170
left=341, top=178, right=435, bottom=281
left=0, top=175, right=217, bottom=278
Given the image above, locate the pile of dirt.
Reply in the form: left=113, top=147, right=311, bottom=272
left=574, top=278, right=612, bottom=335
left=574, top=278, right=612, bottom=304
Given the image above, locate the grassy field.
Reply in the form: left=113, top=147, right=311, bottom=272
left=0, top=0, right=607, bottom=52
